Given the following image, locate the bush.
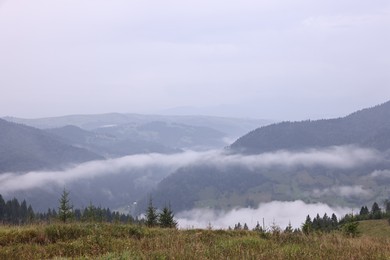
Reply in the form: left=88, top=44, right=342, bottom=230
left=342, top=222, right=360, bottom=237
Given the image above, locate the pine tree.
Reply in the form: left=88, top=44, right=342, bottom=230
left=234, top=222, right=242, bottom=230
left=158, top=205, right=177, bottom=228
left=20, top=200, right=28, bottom=224
left=302, top=215, right=312, bottom=234
left=384, top=199, right=390, bottom=215
left=331, top=213, right=338, bottom=228
left=371, top=202, right=382, bottom=219
left=58, top=188, right=73, bottom=223
left=0, top=195, right=5, bottom=223
left=243, top=223, right=249, bottom=230
left=359, top=206, right=369, bottom=216
left=284, top=222, right=293, bottom=233
left=253, top=221, right=262, bottom=232
left=145, top=198, right=158, bottom=227
left=27, top=205, right=34, bottom=223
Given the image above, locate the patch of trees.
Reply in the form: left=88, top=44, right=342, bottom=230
left=145, top=199, right=177, bottom=228
left=0, top=192, right=134, bottom=225
left=354, top=201, right=390, bottom=221
left=302, top=213, right=339, bottom=234
left=0, top=194, right=35, bottom=225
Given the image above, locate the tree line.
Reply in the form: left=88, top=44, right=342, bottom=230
left=0, top=191, right=177, bottom=229
left=3, top=189, right=390, bottom=235
left=0, top=192, right=134, bottom=225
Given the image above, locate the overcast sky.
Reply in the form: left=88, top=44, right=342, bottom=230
left=0, top=0, right=389, bottom=120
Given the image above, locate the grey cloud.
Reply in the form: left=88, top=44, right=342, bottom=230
left=177, top=200, right=351, bottom=229
left=371, top=169, right=390, bottom=178
left=312, top=185, right=371, bottom=198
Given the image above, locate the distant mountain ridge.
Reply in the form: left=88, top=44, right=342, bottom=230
left=0, top=119, right=103, bottom=173
left=4, top=113, right=271, bottom=138
left=4, top=113, right=272, bottom=156
left=230, top=101, right=390, bottom=154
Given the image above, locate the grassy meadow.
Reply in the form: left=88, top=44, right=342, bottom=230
left=1, top=221, right=390, bottom=259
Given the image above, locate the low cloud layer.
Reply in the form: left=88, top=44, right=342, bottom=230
left=371, top=169, right=390, bottom=178
left=177, top=200, right=352, bottom=230
left=0, top=146, right=383, bottom=194
left=312, top=185, right=371, bottom=198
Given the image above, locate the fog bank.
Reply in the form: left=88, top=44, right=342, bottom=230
left=177, top=200, right=352, bottom=230
left=0, top=146, right=383, bottom=194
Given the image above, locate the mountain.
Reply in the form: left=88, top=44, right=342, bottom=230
left=46, top=125, right=179, bottom=157
left=230, top=101, right=390, bottom=154
left=135, top=101, right=390, bottom=213
left=136, top=158, right=390, bottom=213
left=0, top=119, right=103, bottom=173
left=4, top=113, right=271, bottom=155
left=4, top=113, right=271, bottom=139
left=94, top=121, right=226, bottom=151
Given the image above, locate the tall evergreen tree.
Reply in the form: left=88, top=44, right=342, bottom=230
left=359, top=206, right=369, bottom=216
left=384, top=199, right=390, bottom=215
left=27, top=205, right=34, bottom=223
left=20, top=200, right=28, bottom=224
left=0, top=195, right=5, bottom=222
left=302, top=215, right=312, bottom=234
left=58, top=188, right=73, bottom=223
left=371, top=202, right=382, bottom=219
left=145, top=198, right=158, bottom=227
left=331, top=213, right=338, bottom=227
left=284, top=222, right=293, bottom=233
left=158, top=205, right=177, bottom=228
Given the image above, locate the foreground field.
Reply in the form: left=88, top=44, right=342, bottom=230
left=1, top=222, right=390, bottom=259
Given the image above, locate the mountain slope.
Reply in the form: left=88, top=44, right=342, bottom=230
left=230, top=101, right=390, bottom=154
left=0, top=119, right=103, bottom=173
left=135, top=101, right=390, bottom=213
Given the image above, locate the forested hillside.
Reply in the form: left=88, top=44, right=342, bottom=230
left=230, top=101, right=390, bottom=154
left=0, top=119, right=102, bottom=173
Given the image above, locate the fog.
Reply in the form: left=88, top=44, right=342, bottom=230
left=177, top=200, right=352, bottom=229
left=371, top=169, right=390, bottom=178
left=0, top=145, right=382, bottom=194
left=312, top=185, right=371, bottom=198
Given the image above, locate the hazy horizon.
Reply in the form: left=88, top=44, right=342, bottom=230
left=1, top=0, right=389, bottom=121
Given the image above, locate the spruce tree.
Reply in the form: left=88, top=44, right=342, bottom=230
left=243, top=223, right=249, bottom=230
left=371, top=202, right=382, bottom=219
left=284, top=222, right=293, bottom=233
left=331, top=213, right=338, bottom=228
left=58, top=188, right=73, bottom=223
left=302, top=215, right=312, bottom=234
left=145, top=198, right=158, bottom=227
left=159, top=205, right=177, bottom=228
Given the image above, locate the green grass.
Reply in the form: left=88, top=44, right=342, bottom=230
left=1, top=222, right=390, bottom=259
left=358, top=219, right=390, bottom=238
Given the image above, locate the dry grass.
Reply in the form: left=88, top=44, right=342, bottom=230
left=1, top=222, right=390, bottom=259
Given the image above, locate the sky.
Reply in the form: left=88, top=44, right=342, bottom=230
left=0, top=0, right=389, bottom=120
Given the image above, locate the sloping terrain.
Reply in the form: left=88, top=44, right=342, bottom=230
left=46, top=125, right=179, bottom=157
left=230, top=101, right=390, bottom=154
left=0, top=119, right=102, bottom=173
left=137, top=101, right=390, bottom=213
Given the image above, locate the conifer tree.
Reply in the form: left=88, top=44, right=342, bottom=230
left=331, top=213, right=338, bottom=227
left=284, top=222, right=293, bottom=233
left=243, top=223, right=249, bottom=230
left=58, top=188, right=73, bottom=223
left=371, top=202, right=382, bottom=219
left=302, top=215, right=312, bottom=234
left=145, top=198, right=158, bottom=227
left=159, top=205, right=177, bottom=228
